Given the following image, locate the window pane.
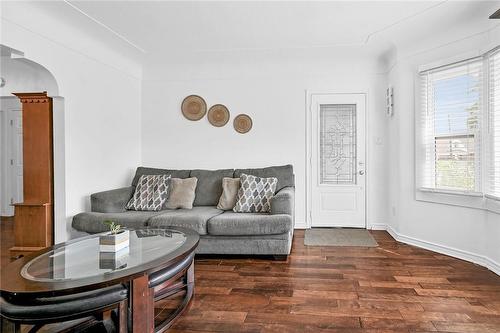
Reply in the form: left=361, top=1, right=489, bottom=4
left=319, top=104, right=356, bottom=185
left=433, top=74, right=480, bottom=136
left=420, top=58, right=482, bottom=192
left=435, top=135, right=475, bottom=190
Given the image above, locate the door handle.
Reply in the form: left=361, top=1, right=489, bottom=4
left=359, top=170, right=365, bottom=175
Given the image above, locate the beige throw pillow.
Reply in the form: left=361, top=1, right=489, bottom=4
left=165, top=177, right=198, bottom=209
left=217, top=178, right=240, bottom=210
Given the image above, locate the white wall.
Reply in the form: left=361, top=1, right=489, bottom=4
left=142, top=50, right=389, bottom=228
left=1, top=2, right=142, bottom=241
left=486, top=211, right=500, bottom=266
left=386, top=25, right=500, bottom=274
left=3, top=0, right=497, bottom=276
left=0, top=56, right=59, bottom=96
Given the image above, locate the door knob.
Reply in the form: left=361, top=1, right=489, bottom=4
left=359, top=170, right=365, bottom=175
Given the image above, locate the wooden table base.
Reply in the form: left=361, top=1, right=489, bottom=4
left=131, top=275, right=154, bottom=333
left=131, top=260, right=195, bottom=333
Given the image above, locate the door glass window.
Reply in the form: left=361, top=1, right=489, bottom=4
left=319, top=104, right=357, bottom=185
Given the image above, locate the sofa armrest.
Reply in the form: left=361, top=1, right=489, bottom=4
left=270, top=186, right=295, bottom=216
left=90, top=187, right=134, bottom=213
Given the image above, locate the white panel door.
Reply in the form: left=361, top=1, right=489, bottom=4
left=0, top=97, right=23, bottom=216
left=310, top=94, right=366, bottom=228
left=12, top=109, right=23, bottom=205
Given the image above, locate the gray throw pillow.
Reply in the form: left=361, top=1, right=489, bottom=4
left=217, top=178, right=240, bottom=210
left=165, top=177, right=198, bottom=209
left=233, top=174, right=277, bottom=213
left=126, top=174, right=170, bottom=211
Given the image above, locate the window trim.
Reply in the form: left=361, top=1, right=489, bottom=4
left=414, top=46, right=500, bottom=215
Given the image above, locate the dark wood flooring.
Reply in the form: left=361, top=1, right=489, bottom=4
left=171, top=230, right=500, bottom=333
left=1, top=217, right=500, bottom=332
left=1, top=216, right=15, bottom=268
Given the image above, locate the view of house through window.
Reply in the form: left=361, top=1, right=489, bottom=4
left=420, top=47, right=500, bottom=197
left=432, top=64, right=481, bottom=191
left=421, top=59, right=482, bottom=192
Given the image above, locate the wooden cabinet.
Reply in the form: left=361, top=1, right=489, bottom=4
left=10, top=92, right=53, bottom=256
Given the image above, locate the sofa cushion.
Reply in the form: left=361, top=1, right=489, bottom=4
left=132, top=167, right=190, bottom=187
left=190, top=169, right=234, bottom=206
left=207, top=211, right=292, bottom=236
left=72, top=211, right=163, bottom=234
left=234, top=165, right=294, bottom=192
left=91, top=186, right=135, bottom=213
left=147, top=206, right=223, bottom=235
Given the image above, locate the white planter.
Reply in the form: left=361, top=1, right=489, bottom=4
left=99, top=229, right=130, bottom=253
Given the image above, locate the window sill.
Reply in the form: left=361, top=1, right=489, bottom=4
left=416, top=188, right=500, bottom=214
left=418, top=187, right=483, bottom=197
left=485, top=194, right=500, bottom=201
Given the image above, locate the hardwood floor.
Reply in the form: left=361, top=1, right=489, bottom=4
left=170, top=230, right=500, bottom=333
left=1, top=220, right=499, bottom=332
left=1, top=216, right=15, bottom=268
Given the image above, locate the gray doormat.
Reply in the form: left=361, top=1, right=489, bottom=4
left=304, top=228, right=378, bottom=247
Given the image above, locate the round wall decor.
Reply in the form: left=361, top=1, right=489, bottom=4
left=208, top=104, right=230, bottom=127
left=233, top=114, right=253, bottom=134
left=181, top=95, right=207, bottom=121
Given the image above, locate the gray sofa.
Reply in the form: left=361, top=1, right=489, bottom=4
left=72, top=165, right=295, bottom=257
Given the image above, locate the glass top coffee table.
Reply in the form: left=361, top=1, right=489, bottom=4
left=21, top=228, right=188, bottom=282
left=1, top=227, right=199, bottom=333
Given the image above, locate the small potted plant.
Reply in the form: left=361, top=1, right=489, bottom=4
left=99, top=220, right=130, bottom=253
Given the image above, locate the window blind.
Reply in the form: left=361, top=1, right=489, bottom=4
left=420, top=58, right=483, bottom=193
left=488, top=48, right=500, bottom=198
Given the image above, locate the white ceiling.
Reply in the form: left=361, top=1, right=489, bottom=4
left=27, top=1, right=500, bottom=63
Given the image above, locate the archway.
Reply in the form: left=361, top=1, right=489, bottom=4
left=0, top=44, right=66, bottom=244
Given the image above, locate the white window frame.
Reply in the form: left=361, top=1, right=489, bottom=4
left=415, top=47, right=500, bottom=215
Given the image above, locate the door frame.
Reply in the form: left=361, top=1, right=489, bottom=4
left=0, top=97, right=23, bottom=217
left=305, top=91, right=368, bottom=229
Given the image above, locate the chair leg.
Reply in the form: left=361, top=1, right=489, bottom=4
left=1, top=317, right=21, bottom=333
left=118, top=299, right=128, bottom=333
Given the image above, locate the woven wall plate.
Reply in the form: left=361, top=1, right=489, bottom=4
left=233, top=114, right=253, bottom=134
left=181, top=95, right=207, bottom=121
left=208, top=104, right=230, bottom=127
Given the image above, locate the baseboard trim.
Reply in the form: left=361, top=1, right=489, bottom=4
left=370, top=224, right=500, bottom=276
left=294, top=221, right=307, bottom=229
left=370, top=223, right=388, bottom=231
left=295, top=222, right=386, bottom=229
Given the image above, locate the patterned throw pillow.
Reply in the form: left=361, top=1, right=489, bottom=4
left=126, top=174, right=170, bottom=211
left=233, top=174, right=278, bottom=213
